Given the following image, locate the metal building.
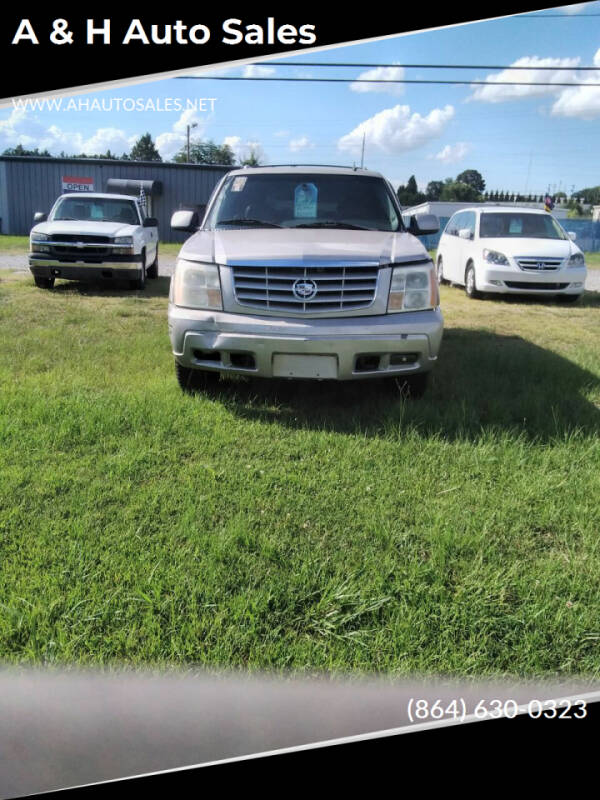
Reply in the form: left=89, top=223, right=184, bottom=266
left=0, top=156, right=232, bottom=242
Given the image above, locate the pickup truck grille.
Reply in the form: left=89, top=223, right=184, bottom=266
left=49, top=235, right=111, bottom=243
left=232, top=264, right=379, bottom=312
left=516, top=257, right=563, bottom=271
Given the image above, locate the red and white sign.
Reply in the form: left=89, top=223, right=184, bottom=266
left=62, top=176, right=94, bottom=193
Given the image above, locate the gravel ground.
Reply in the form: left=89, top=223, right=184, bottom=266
left=2, top=252, right=599, bottom=291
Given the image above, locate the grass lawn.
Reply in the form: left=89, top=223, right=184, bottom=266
left=0, top=271, right=599, bottom=678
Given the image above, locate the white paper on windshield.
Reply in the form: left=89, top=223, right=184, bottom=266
left=294, top=183, right=318, bottom=218
left=231, top=177, right=247, bottom=192
left=509, top=218, right=523, bottom=234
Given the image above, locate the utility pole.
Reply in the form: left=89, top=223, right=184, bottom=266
left=360, top=133, right=366, bottom=169
left=187, top=122, right=198, bottom=163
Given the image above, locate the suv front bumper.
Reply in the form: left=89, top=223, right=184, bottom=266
left=169, top=306, right=444, bottom=381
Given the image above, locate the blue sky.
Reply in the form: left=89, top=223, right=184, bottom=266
left=2, top=3, right=600, bottom=196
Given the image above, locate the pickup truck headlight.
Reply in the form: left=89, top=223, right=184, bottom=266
left=483, top=249, right=509, bottom=266
left=388, top=263, right=438, bottom=312
left=567, top=252, right=585, bottom=268
left=30, top=233, right=51, bottom=253
left=31, top=233, right=50, bottom=242
left=173, top=259, right=222, bottom=310
left=114, top=236, right=133, bottom=245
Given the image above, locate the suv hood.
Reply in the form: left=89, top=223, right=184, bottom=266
left=31, top=221, right=139, bottom=238
left=178, top=228, right=430, bottom=266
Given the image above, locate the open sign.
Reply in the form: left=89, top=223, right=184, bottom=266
left=62, top=176, right=94, bottom=193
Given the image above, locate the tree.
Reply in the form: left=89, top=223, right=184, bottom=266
left=425, top=181, right=445, bottom=201
left=439, top=181, right=481, bottom=203
left=456, top=169, right=486, bottom=194
left=397, top=175, right=426, bottom=206
left=130, top=132, right=162, bottom=162
left=173, top=139, right=236, bottom=165
left=2, top=144, right=52, bottom=157
left=573, top=186, right=600, bottom=205
left=239, top=143, right=265, bottom=166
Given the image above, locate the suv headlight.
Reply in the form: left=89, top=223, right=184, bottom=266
left=388, top=263, right=438, bottom=312
left=173, top=259, right=222, bottom=310
left=567, top=252, right=585, bottom=268
left=483, top=249, right=509, bottom=265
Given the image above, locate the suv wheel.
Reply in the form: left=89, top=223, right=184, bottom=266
left=436, top=256, right=447, bottom=285
left=175, top=361, right=220, bottom=393
left=130, top=250, right=146, bottom=290
left=146, top=247, right=159, bottom=279
left=34, top=276, right=55, bottom=289
left=392, top=372, right=429, bottom=399
left=465, top=263, right=482, bottom=299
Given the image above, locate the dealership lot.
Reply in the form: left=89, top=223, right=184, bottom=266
left=0, top=255, right=599, bottom=676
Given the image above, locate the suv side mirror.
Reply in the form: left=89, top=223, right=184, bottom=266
left=408, top=214, right=439, bottom=236
left=33, top=212, right=47, bottom=223
left=171, top=210, right=199, bottom=232
left=143, top=217, right=158, bottom=228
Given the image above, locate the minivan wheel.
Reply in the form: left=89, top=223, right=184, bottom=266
left=34, top=276, right=55, bottom=289
left=437, top=256, right=447, bottom=285
left=465, top=263, right=482, bottom=299
left=175, top=361, right=220, bottom=393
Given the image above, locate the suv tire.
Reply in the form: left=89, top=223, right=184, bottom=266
left=175, top=361, right=220, bottom=393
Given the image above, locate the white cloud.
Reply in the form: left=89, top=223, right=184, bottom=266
left=338, top=104, right=454, bottom=155
left=242, top=64, right=276, bottom=78
left=350, top=66, right=405, bottom=96
left=289, top=136, right=314, bottom=152
left=551, top=48, right=600, bottom=118
left=468, top=56, right=581, bottom=103
left=431, top=142, right=470, bottom=163
left=223, top=136, right=266, bottom=163
left=155, top=109, right=209, bottom=159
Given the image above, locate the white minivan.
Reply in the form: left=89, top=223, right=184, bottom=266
left=436, top=207, right=587, bottom=302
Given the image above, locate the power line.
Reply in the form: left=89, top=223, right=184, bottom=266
left=180, top=76, right=600, bottom=87
left=259, top=62, right=600, bottom=71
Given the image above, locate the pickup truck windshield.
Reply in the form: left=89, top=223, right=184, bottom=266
left=52, top=197, right=140, bottom=225
left=479, top=212, right=567, bottom=240
left=206, top=173, right=402, bottom=232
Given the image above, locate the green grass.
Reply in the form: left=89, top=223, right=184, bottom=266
left=1, top=272, right=599, bottom=678
left=585, top=252, right=600, bottom=269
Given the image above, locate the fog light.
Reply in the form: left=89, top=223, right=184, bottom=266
left=572, top=282, right=583, bottom=288
left=490, top=280, right=502, bottom=286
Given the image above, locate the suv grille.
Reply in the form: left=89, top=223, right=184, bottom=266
left=232, top=264, right=379, bottom=312
left=516, top=257, right=563, bottom=271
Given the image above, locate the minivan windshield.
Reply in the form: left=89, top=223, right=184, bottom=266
left=479, top=212, right=568, bottom=240
left=205, top=173, right=402, bottom=232
left=52, top=197, right=139, bottom=225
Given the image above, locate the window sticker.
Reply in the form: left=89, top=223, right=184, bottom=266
left=231, top=177, right=247, bottom=192
left=294, top=183, right=318, bottom=218
left=509, top=218, right=523, bottom=234
left=90, top=205, right=103, bottom=219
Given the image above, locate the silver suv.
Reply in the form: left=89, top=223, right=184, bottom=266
left=168, top=166, right=443, bottom=395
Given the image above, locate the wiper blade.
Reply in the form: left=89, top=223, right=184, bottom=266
left=217, top=218, right=282, bottom=228
left=294, top=221, right=371, bottom=231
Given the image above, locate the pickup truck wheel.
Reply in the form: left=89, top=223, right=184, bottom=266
left=130, top=251, right=146, bottom=290
left=146, top=247, right=159, bottom=279
left=465, top=263, right=482, bottom=299
left=175, top=361, right=220, bottom=393
left=34, top=276, right=55, bottom=289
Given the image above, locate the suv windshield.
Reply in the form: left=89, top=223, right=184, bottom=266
left=52, top=197, right=139, bottom=224
left=479, top=212, right=567, bottom=240
left=205, top=173, right=402, bottom=232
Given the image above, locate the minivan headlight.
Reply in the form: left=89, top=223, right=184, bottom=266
left=567, top=252, right=585, bottom=268
left=173, top=259, right=222, bottom=310
left=483, top=249, right=509, bottom=265
left=388, top=263, right=438, bottom=312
